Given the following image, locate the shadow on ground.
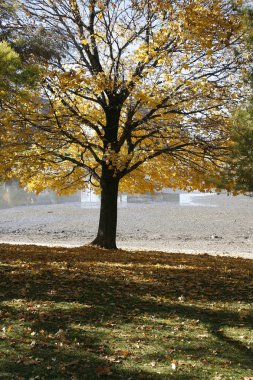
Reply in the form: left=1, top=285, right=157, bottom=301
left=0, top=244, right=253, bottom=379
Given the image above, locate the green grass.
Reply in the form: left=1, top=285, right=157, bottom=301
left=0, top=244, right=253, bottom=379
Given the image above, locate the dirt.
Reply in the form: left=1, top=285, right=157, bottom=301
left=0, top=193, right=252, bottom=259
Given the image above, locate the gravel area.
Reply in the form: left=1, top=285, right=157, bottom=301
left=0, top=193, right=252, bottom=259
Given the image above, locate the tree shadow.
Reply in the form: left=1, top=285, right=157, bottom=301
left=0, top=244, right=253, bottom=378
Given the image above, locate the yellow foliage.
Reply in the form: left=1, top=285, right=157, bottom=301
left=0, top=0, right=249, bottom=194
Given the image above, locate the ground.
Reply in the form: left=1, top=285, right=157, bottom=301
left=0, top=194, right=252, bottom=258
left=0, top=244, right=253, bottom=379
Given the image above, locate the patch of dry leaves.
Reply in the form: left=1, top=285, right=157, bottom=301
left=0, top=244, right=253, bottom=379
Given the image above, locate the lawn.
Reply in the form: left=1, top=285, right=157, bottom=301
left=0, top=244, right=252, bottom=379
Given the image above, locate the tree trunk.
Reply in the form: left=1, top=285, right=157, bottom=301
left=91, top=172, right=119, bottom=249
left=91, top=103, right=121, bottom=249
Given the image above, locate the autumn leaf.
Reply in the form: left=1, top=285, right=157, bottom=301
left=116, top=350, right=131, bottom=357
left=95, top=367, right=112, bottom=376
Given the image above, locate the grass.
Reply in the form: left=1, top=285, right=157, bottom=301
left=0, top=244, right=253, bottom=379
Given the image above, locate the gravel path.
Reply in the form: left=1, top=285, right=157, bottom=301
left=0, top=193, right=252, bottom=259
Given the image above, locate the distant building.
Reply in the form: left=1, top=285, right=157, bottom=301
left=1, top=181, right=185, bottom=208
left=0, top=181, right=81, bottom=208
left=81, top=186, right=180, bottom=204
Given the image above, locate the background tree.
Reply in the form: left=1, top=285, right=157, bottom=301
left=0, top=0, right=66, bottom=62
left=0, top=41, right=39, bottom=180
left=0, top=0, right=65, bottom=180
left=229, top=105, right=253, bottom=192
left=232, top=6, right=253, bottom=192
left=0, top=0, right=15, bottom=40
left=0, top=41, right=38, bottom=98
left=217, top=6, right=253, bottom=193
left=0, top=0, right=249, bottom=248
left=0, top=0, right=39, bottom=179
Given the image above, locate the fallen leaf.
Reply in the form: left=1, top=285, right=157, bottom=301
left=171, top=361, right=177, bottom=371
left=117, top=350, right=131, bottom=357
left=95, top=367, right=112, bottom=376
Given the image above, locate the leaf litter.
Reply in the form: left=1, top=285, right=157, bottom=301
left=0, top=243, right=252, bottom=379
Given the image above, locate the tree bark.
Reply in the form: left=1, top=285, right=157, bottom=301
left=91, top=170, right=119, bottom=249
left=91, top=103, right=121, bottom=249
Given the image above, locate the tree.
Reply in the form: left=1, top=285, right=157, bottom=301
left=0, top=0, right=67, bottom=62
left=0, top=41, right=38, bottom=97
left=0, top=0, right=63, bottom=180
left=0, top=0, right=249, bottom=248
left=0, top=41, right=39, bottom=180
left=232, top=6, right=253, bottom=192
left=0, top=0, right=16, bottom=40
left=230, top=105, right=253, bottom=192
left=217, top=5, right=253, bottom=193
